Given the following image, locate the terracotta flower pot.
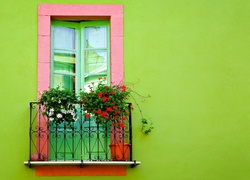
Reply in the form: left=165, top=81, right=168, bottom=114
left=109, top=143, right=130, bottom=161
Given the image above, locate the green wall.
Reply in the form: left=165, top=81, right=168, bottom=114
left=1, top=0, right=250, bottom=179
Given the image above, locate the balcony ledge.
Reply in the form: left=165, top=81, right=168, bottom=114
left=24, top=160, right=141, bottom=168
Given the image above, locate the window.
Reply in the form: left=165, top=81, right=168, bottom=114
left=51, top=20, right=110, bottom=92
left=50, top=20, right=111, bottom=161
left=24, top=4, right=140, bottom=176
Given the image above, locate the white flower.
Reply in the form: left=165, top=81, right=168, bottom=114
left=61, top=109, right=66, bottom=114
left=70, top=111, right=75, bottom=116
left=51, top=97, right=54, bottom=100
left=57, top=113, right=63, bottom=118
left=49, top=117, right=54, bottom=121
left=58, top=100, right=61, bottom=103
left=50, top=108, right=54, bottom=112
left=73, top=115, right=78, bottom=121
left=67, top=109, right=74, bottom=114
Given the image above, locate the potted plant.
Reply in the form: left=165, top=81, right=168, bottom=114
left=79, top=77, right=130, bottom=125
left=38, top=86, right=78, bottom=124
left=79, top=77, right=131, bottom=160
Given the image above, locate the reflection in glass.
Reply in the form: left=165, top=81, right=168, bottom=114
left=84, top=50, right=107, bottom=74
left=54, top=27, right=76, bottom=50
left=53, top=52, right=76, bottom=74
left=53, top=74, right=75, bottom=92
left=84, top=26, right=106, bottom=48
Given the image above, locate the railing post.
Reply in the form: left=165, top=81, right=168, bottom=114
left=128, top=103, right=133, bottom=161
left=29, top=102, right=33, bottom=162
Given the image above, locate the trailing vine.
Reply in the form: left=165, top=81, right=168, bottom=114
left=128, top=88, right=154, bottom=134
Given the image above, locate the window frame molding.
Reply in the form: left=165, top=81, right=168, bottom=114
left=38, top=4, right=124, bottom=95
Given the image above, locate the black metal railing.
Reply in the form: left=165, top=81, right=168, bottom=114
left=28, top=102, right=133, bottom=162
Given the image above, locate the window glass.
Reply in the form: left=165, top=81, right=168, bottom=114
left=51, top=21, right=109, bottom=93
left=54, top=27, right=76, bottom=50
left=84, top=26, right=106, bottom=48
left=84, top=50, right=107, bottom=74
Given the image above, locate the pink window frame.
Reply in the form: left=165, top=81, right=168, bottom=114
left=38, top=4, right=124, bottom=94
left=36, top=5, right=125, bottom=173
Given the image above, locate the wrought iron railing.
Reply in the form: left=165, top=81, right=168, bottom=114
left=27, top=102, right=134, bottom=164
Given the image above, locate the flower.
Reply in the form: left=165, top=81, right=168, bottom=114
left=102, top=96, right=109, bottom=102
left=120, top=123, right=124, bottom=128
left=57, top=113, right=63, bottom=118
left=79, top=78, right=130, bottom=123
left=121, top=85, right=126, bottom=92
left=38, top=86, right=78, bottom=124
left=61, top=109, right=66, bottom=114
left=96, top=109, right=102, bottom=114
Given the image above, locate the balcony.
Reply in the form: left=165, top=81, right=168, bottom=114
left=24, top=102, right=140, bottom=168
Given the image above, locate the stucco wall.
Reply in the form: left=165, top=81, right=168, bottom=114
left=0, top=0, right=250, bottom=179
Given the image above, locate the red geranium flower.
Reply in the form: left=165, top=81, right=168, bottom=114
left=101, top=111, right=108, bottom=116
left=121, top=85, right=126, bottom=92
left=107, top=107, right=113, bottom=112
left=110, top=91, right=115, bottom=95
left=85, top=113, right=90, bottom=118
left=102, top=96, right=109, bottom=102
left=96, top=109, right=102, bottom=114
left=97, top=92, right=102, bottom=97
left=120, top=123, right=124, bottom=128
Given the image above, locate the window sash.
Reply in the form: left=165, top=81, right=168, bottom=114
left=51, top=20, right=110, bottom=93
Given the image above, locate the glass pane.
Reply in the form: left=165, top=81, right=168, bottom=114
left=84, top=50, right=107, bottom=74
left=53, top=74, right=75, bottom=91
left=53, top=51, right=76, bottom=74
left=54, top=27, right=76, bottom=50
left=84, top=26, right=106, bottom=48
